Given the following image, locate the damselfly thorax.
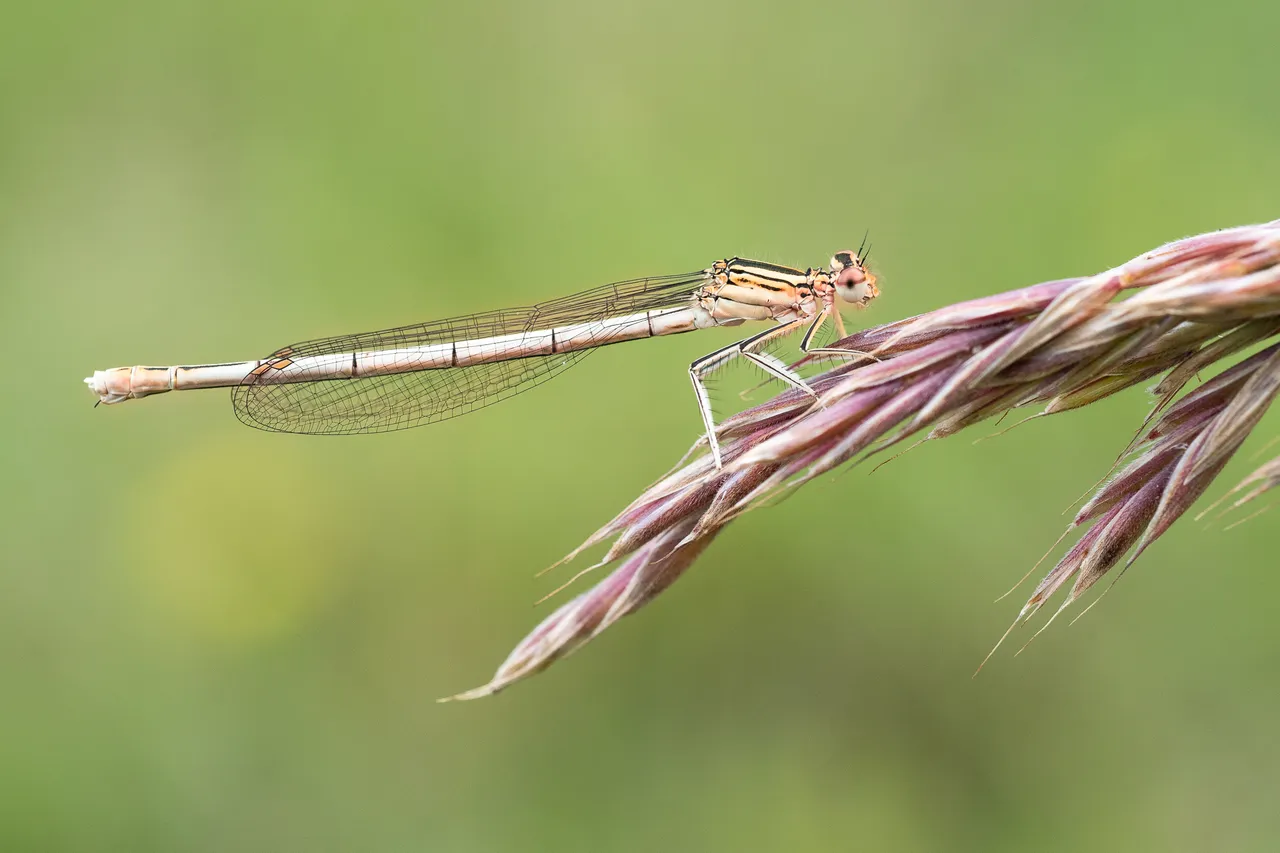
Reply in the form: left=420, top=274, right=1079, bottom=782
left=86, top=248, right=879, bottom=467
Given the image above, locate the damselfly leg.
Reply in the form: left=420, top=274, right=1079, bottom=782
left=689, top=316, right=817, bottom=469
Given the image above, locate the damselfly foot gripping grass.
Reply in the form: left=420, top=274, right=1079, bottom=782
left=85, top=250, right=879, bottom=465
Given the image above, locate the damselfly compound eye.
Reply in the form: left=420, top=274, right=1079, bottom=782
left=831, top=251, right=880, bottom=306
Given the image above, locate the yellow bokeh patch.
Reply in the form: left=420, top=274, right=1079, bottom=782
left=118, top=431, right=350, bottom=650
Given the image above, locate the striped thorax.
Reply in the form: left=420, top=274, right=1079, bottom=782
left=696, top=254, right=879, bottom=326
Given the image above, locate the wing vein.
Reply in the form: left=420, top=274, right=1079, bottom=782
left=232, top=271, right=705, bottom=434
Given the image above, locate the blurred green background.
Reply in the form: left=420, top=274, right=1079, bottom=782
left=4, top=1, right=1279, bottom=850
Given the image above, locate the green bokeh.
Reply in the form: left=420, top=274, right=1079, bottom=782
left=3, top=2, right=1279, bottom=850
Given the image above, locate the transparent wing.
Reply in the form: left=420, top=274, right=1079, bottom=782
left=232, top=271, right=706, bottom=434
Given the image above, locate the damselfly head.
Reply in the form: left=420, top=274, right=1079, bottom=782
left=830, top=250, right=879, bottom=307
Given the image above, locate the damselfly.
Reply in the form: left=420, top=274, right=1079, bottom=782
left=85, top=248, right=879, bottom=467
